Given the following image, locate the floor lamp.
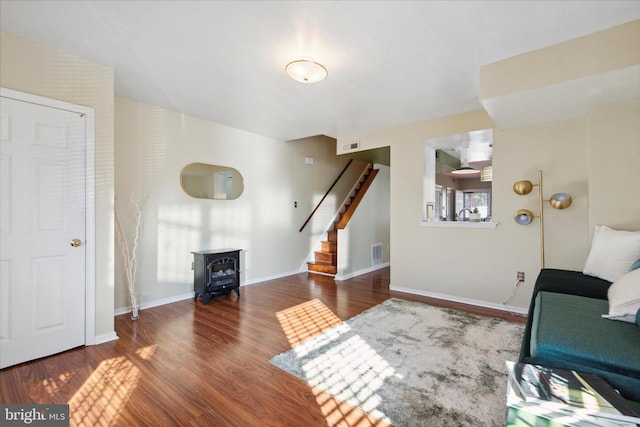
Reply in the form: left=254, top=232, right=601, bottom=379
left=513, top=170, right=572, bottom=268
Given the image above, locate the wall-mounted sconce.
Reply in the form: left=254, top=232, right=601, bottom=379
left=513, top=170, right=572, bottom=268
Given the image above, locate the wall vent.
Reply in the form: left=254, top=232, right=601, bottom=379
left=342, top=140, right=360, bottom=151
left=371, top=243, right=383, bottom=266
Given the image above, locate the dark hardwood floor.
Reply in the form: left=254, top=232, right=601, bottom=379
left=0, top=267, right=525, bottom=426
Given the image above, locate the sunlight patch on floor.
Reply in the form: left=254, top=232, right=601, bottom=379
left=135, top=343, right=157, bottom=360
left=313, top=387, right=391, bottom=427
left=276, top=300, right=394, bottom=426
left=302, top=333, right=395, bottom=423
left=276, top=299, right=343, bottom=347
left=67, top=353, right=142, bottom=425
left=42, top=372, right=73, bottom=398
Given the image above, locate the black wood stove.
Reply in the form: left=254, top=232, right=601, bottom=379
left=192, top=249, right=241, bottom=304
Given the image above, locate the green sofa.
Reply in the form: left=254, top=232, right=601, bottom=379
left=518, top=268, right=640, bottom=402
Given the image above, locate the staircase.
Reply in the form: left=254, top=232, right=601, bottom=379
left=307, top=164, right=379, bottom=276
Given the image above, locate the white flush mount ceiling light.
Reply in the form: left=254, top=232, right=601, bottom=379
left=285, top=60, right=328, bottom=84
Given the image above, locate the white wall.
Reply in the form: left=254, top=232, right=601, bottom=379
left=336, top=164, right=390, bottom=279
left=114, top=97, right=366, bottom=310
left=1, top=31, right=116, bottom=338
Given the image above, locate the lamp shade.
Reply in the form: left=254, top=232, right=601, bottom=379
left=514, top=209, right=534, bottom=225
left=513, top=180, right=534, bottom=195
left=285, top=60, right=327, bottom=83
left=549, top=193, right=572, bottom=209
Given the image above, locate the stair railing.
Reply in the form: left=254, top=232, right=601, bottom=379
left=299, top=159, right=353, bottom=232
left=335, top=167, right=378, bottom=229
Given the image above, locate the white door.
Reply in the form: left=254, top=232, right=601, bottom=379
left=0, top=95, right=87, bottom=368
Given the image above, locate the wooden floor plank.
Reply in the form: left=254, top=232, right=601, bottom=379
left=0, top=267, right=525, bottom=426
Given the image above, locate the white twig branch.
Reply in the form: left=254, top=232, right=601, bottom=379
left=115, top=192, right=145, bottom=308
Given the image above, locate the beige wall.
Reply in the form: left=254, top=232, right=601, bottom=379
left=0, top=30, right=384, bottom=318
left=1, top=31, right=115, bottom=338
left=336, top=22, right=640, bottom=311
left=115, top=97, right=366, bottom=310
left=586, top=98, right=640, bottom=232
left=337, top=164, right=390, bottom=279
left=4, top=20, right=637, bottom=322
left=338, top=110, right=494, bottom=154
left=494, top=119, right=590, bottom=272
left=480, top=20, right=640, bottom=100
left=480, top=20, right=640, bottom=132
left=339, top=98, right=638, bottom=311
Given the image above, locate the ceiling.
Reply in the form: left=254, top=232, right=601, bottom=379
left=1, top=1, right=639, bottom=142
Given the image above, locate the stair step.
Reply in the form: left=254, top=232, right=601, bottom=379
left=314, top=251, right=336, bottom=264
left=321, top=241, right=337, bottom=253
left=305, top=163, right=375, bottom=279
left=307, top=262, right=337, bottom=275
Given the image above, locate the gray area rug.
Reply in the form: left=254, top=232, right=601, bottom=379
left=270, top=298, right=525, bottom=426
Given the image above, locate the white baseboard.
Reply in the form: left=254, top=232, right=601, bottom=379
left=143, top=292, right=195, bottom=310
left=242, top=270, right=301, bottom=286
left=93, top=331, right=119, bottom=345
left=389, top=285, right=528, bottom=316
left=114, top=292, right=194, bottom=316
left=113, top=271, right=302, bottom=316
left=335, top=262, right=390, bottom=281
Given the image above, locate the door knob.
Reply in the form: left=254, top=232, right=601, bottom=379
left=70, top=239, right=82, bottom=247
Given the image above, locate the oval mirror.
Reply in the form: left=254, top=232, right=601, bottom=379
left=180, top=163, right=244, bottom=200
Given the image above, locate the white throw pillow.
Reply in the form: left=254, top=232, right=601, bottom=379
left=602, top=268, right=640, bottom=323
left=583, top=225, right=640, bottom=282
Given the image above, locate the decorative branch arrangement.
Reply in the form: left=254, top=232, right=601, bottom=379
left=115, top=193, right=145, bottom=319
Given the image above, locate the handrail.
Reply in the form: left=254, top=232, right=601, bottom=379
left=299, top=159, right=353, bottom=232
left=335, top=168, right=378, bottom=229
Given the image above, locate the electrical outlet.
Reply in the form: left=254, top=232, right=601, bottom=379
left=517, top=271, right=525, bottom=281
